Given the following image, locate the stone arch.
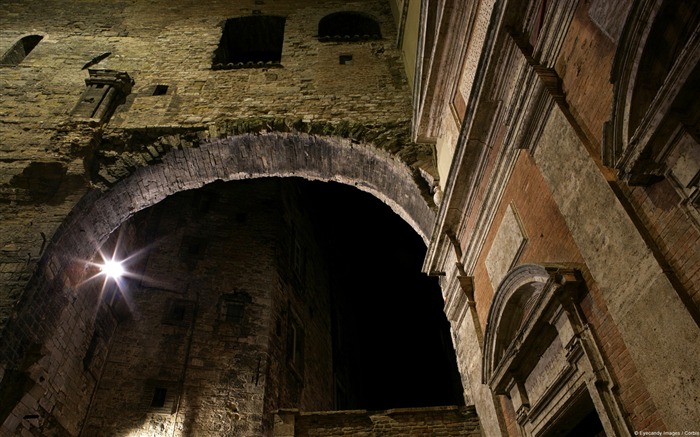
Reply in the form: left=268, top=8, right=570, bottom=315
left=0, top=132, right=437, bottom=430
left=481, top=264, right=629, bottom=436
left=481, top=263, right=551, bottom=386
left=62, top=132, right=434, bottom=262
left=606, top=0, right=700, bottom=181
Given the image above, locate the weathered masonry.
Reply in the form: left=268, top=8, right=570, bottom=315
left=1, top=0, right=699, bottom=436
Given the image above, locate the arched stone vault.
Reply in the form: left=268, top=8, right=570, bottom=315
left=77, top=131, right=435, bottom=252
left=1, top=130, right=438, bottom=378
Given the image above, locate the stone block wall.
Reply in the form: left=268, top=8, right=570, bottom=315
left=274, top=405, right=481, bottom=436
left=0, top=177, right=335, bottom=436
left=0, top=0, right=431, bottom=342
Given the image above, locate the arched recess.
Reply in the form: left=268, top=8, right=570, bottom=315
left=68, top=132, right=434, bottom=256
left=0, top=34, right=43, bottom=66
left=606, top=0, right=700, bottom=189
left=482, top=264, right=629, bottom=436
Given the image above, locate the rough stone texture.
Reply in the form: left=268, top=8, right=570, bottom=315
left=276, top=405, right=481, bottom=436
left=3, top=0, right=700, bottom=436
left=588, top=0, right=634, bottom=43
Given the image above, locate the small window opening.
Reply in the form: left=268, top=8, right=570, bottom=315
left=276, top=317, right=283, bottom=336
left=213, top=15, right=286, bottom=69
left=0, top=35, right=43, bottom=67
left=151, top=387, right=167, bottom=408
left=287, top=314, right=305, bottom=371
left=226, top=302, right=245, bottom=323
left=222, top=291, right=252, bottom=324
left=318, top=12, right=381, bottom=42
left=82, top=332, right=100, bottom=371
left=153, top=84, right=168, bottom=96
left=163, top=299, right=193, bottom=326
left=145, top=382, right=177, bottom=414
left=339, top=54, right=353, bottom=65
left=170, top=303, right=186, bottom=321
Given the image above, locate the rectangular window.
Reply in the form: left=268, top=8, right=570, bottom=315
left=213, top=15, right=286, bottom=69
left=220, top=291, right=251, bottom=325
left=286, top=312, right=305, bottom=376
left=226, top=301, right=245, bottom=323
left=144, top=381, right=178, bottom=414
left=162, top=299, right=194, bottom=326
left=151, top=387, right=167, bottom=408
left=152, top=84, right=168, bottom=96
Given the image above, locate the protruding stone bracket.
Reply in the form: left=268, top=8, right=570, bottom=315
left=71, top=69, right=134, bottom=124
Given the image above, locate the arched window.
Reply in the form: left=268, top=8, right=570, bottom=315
left=318, top=12, right=381, bottom=42
left=0, top=35, right=43, bottom=67
left=606, top=0, right=700, bottom=191
left=482, top=264, right=629, bottom=436
left=212, top=16, right=286, bottom=69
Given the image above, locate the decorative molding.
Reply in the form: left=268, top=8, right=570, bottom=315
left=481, top=264, right=630, bottom=436
left=605, top=0, right=700, bottom=186
left=413, top=0, right=478, bottom=143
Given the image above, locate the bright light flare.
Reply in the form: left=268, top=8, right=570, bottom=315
left=101, top=259, right=125, bottom=279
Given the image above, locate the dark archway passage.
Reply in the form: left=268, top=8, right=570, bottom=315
left=0, top=134, right=447, bottom=435
left=299, top=180, right=465, bottom=410
left=77, top=177, right=463, bottom=434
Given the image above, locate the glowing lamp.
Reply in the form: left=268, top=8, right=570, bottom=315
left=101, top=260, right=125, bottom=279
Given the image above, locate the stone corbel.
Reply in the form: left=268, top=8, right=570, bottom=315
left=71, top=69, right=134, bottom=124
left=507, top=378, right=531, bottom=427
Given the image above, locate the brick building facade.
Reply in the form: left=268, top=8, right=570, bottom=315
left=1, top=0, right=699, bottom=435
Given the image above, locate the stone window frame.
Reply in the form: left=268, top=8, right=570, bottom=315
left=220, top=291, right=252, bottom=325
left=0, top=34, right=43, bottom=67
left=482, top=264, right=629, bottom=436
